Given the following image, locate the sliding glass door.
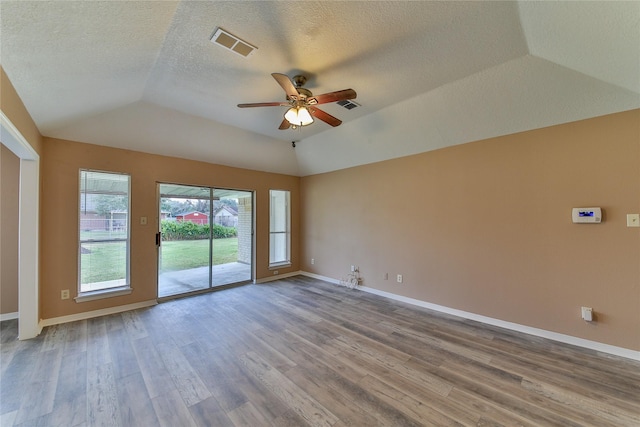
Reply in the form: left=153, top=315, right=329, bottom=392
left=158, top=183, right=253, bottom=298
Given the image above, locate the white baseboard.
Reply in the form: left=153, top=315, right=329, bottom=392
left=39, top=299, right=157, bottom=327
left=255, top=270, right=304, bottom=284
left=300, top=271, right=341, bottom=285
left=299, top=272, right=640, bottom=361
left=0, top=312, right=19, bottom=322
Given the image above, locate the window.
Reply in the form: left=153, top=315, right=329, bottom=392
left=269, top=189, right=290, bottom=267
left=78, top=170, right=131, bottom=299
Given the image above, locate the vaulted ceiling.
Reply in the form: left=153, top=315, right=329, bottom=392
left=1, top=1, right=638, bottom=176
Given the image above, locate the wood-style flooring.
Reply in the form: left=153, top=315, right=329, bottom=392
left=1, top=275, right=639, bottom=426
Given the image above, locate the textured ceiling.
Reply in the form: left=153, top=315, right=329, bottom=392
left=1, top=1, right=638, bottom=176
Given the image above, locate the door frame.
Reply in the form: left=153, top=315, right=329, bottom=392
left=156, top=182, right=254, bottom=298
left=1, top=111, right=40, bottom=339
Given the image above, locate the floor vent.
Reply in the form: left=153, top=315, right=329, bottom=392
left=210, top=28, right=257, bottom=58
left=337, top=99, right=360, bottom=110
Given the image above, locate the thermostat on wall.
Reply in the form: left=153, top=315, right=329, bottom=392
left=572, top=207, right=601, bottom=223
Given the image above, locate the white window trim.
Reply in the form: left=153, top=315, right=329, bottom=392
left=75, top=286, right=132, bottom=303
left=269, top=189, right=291, bottom=268
left=78, top=170, right=131, bottom=299
left=269, top=260, right=292, bottom=270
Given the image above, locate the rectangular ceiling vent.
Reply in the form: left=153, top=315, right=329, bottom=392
left=337, top=99, right=360, bottom=110
left=210, top=27, right=257, bottom=58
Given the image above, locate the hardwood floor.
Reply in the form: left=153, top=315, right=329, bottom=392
left=1, top=275, right=639, bottom=426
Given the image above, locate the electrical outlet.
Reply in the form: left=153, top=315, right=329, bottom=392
left=140, top=216, right=148, bottom=225
left=61, top=289, right=70, bottom=300
left=311, top=258, right=315, bottom=265
left=581, top=306, right=593, bottom=322
left=397, top=274, right=403, bottom=283
left=627, top=214, right=639, bottom=227
left=351, top=265, right=355, bottom=272
left=273, top=270, right=279, bottom=275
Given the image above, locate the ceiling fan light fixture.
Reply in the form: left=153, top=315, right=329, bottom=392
left=298, top=107, right=314, bottom=125
left=285, top=106, right=314, bottom=127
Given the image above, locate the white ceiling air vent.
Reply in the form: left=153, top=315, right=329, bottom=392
left=337, top=99, right=360, bottom=110
left=210, top=27, right=257, bottom=58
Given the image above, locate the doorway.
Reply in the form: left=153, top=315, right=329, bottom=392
left=1, top=113, right=40, bottom=340
left=157, top=183, right=253, bottom=298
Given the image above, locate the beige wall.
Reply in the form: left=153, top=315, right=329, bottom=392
left=301, top=109, right=640, bottom=351
left=0, top=145, right=20, bottom=315
left=40, top=138, right=299, bottom=319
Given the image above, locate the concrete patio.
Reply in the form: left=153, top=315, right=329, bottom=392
left=158, top=262, right=252, bottom=298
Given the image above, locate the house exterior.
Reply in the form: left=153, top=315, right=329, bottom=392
left=175, top=211, right=208, bottom=225
left=214, top=205, right=238, bottom=227
left=79, top=193, right=127, bottom=231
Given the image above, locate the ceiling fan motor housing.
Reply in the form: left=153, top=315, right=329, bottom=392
left=292, top=75, right=313, bottom=99
left=293, top=75, right=307, bottom=87
left=295, top=87, right=312, bottom=99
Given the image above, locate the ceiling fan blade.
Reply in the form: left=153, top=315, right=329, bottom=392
left=238, top=102, right=289, bottom=108
left=272, top=73, right=299, bottom=100
left=308, top=89, right=357, bottom=105
left=309, top=107, right=342, bottom=127
left=278, top=118, right=291, bottom=130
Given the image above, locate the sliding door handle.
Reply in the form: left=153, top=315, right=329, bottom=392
left=156, top=232, right=161, bottom=247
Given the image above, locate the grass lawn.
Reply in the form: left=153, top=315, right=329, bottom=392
left=80, top=230, right=127, bottom=240
left=81, top=238, right=238, bottom=283
left=160, top=238, right=238, bottom=272
left=80, top=241, right=127, bottom=284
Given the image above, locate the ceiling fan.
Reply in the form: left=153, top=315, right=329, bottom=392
left=238, top=73, right=357, bottom=130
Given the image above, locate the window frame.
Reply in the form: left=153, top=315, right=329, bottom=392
left=269, top=189, right=291, bottom=269
left=77, top=169, right=132, bottom=302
